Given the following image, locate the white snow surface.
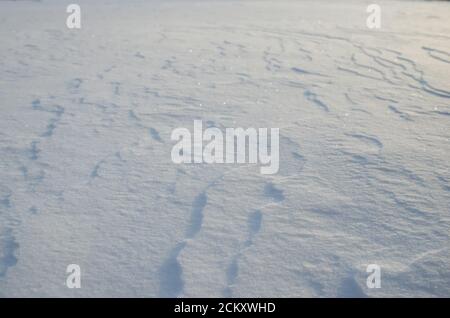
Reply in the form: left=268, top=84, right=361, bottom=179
left=0, top=0, right=449, bottom=297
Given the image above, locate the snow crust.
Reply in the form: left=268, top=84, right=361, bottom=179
left=0, top=0, right=449, bottom=297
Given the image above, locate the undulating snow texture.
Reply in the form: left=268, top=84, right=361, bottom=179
left=0, top=0, right=449, bottom=297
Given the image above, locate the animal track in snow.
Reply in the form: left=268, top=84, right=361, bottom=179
left=0, top=229, right=19, bottom=278
left=186, top=191, right=208, bottom=239
left=224, top=210, right=263, bottom=297
left=264, top=182, right=285, bottom=202
left=149, top=128, right=163, bottom=143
